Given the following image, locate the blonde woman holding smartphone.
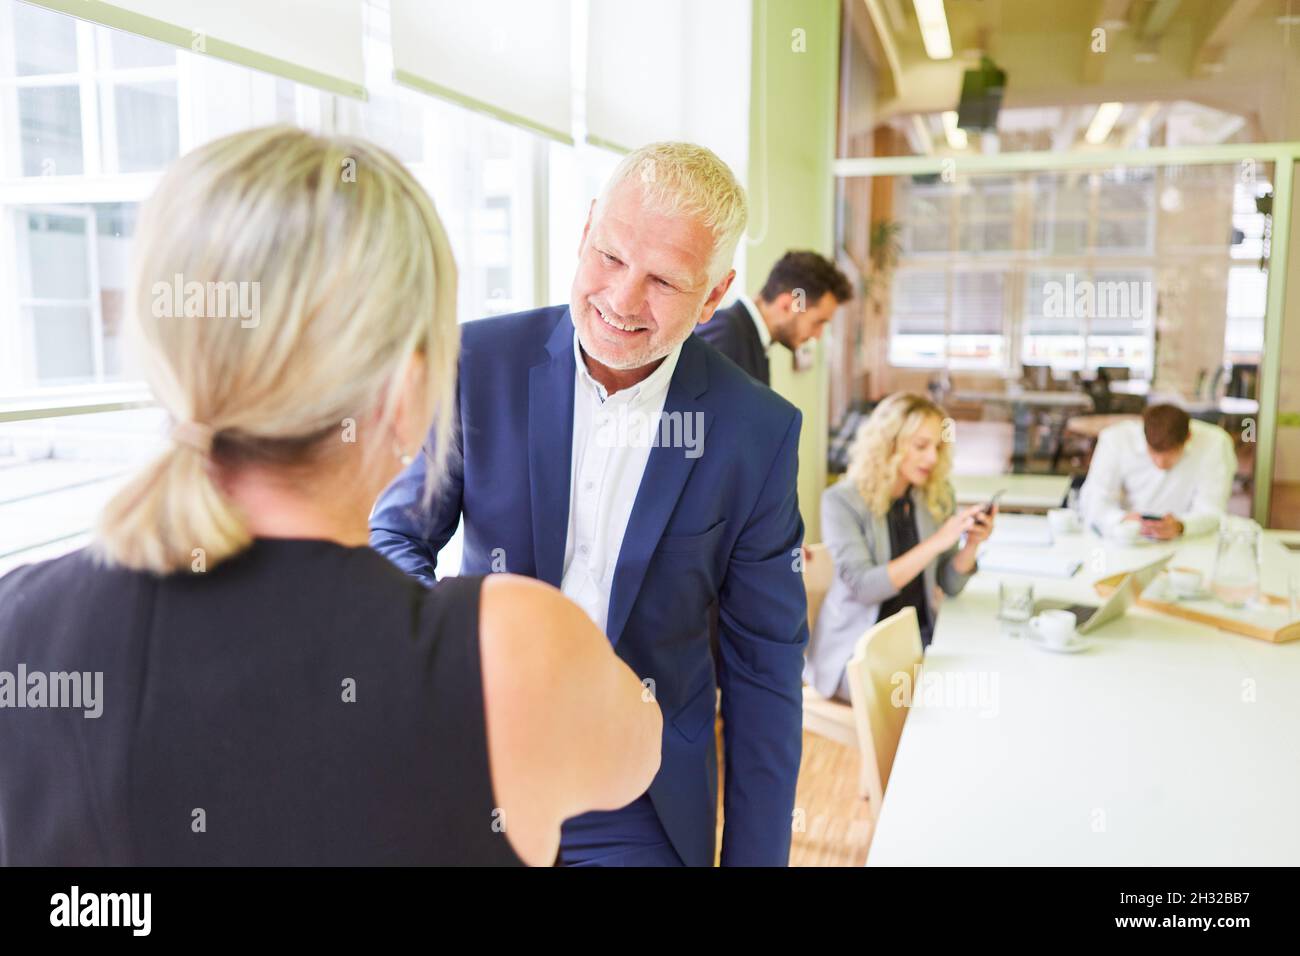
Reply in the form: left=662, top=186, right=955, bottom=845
left=804, top=393, right=995, bottom=701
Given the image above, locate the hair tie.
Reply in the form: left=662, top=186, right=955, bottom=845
left=172, top=420, right=215, bottom=455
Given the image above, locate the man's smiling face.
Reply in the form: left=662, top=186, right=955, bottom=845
left=570, top=178, right=731, bottom=379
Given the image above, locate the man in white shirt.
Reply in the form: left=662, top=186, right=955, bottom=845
left=1079, top=403, right=1236, bottom=540
left=560, top=329, right=682, bottom=631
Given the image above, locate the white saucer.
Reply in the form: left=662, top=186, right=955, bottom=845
left=1025, top=633, right=1091, bottom=654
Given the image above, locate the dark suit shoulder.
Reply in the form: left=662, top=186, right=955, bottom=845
left=693, top=300, right=748, bottom=349
left=688, top=334, right=798, bottom=427
left=694, top=301, right=771, bottom=386
left=460, top=305, right=569, bottom=356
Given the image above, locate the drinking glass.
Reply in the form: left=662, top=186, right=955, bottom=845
left=998, top=580, right=1034, bottom=637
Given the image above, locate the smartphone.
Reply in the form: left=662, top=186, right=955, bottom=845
left=1140, top=513, right=1162, bottom=522
left=981, top=490, right=1006, bottom=515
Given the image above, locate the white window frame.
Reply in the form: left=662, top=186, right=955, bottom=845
left=0, top=0, right=561, bottom=419
left=888, top=170, right=1161, bottom=374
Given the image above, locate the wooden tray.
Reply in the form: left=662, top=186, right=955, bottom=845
left=1095, top=567, right=1300, bottom=643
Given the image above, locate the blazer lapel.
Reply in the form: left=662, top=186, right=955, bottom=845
left=605, top=338, right=713, bottom=647
left=528, top=312, right=576, bottom=587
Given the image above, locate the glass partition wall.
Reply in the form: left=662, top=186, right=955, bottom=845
left=830, top=147, right=1298, bottom=529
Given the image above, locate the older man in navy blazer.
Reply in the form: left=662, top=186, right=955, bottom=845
left=371, top=142, right=807, bottom=867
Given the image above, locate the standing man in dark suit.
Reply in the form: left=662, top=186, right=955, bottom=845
left=371, top=142, right=808, bottom=867
left=695, top=250, right=852, bottom=386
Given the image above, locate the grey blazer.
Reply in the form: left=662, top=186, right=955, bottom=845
left=804, top=478, right=974, bottom=700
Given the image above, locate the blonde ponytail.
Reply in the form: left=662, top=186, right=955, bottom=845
left=93, top=125, right=459, bottom=575
left=96, top=443, right=250, bottom=574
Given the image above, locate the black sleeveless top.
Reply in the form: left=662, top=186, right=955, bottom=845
left=0, top=539, right=524, bottom=866
left=876, top=494, right=935, bottom=648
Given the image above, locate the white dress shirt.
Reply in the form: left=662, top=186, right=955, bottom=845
left=560, top=332, right=683, bottom=634
left=1079, top=417, right=1236, bottom=537
left=738, top=295, right=773, bottom=352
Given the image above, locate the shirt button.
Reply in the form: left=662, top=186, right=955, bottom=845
left=585, top=480, right=595, bottom=491
left=578, top=544, right=589, bottom=556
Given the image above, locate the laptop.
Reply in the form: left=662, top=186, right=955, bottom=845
left=1033, top=554, right=1171, bottom=635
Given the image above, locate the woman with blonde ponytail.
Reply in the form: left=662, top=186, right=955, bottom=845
left=804, top=392, right=996, bottom=700
left=0, top=126, right=661, bottom=866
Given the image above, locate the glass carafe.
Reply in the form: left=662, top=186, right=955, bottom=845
left=1211, top=519, right=1261, bottom=608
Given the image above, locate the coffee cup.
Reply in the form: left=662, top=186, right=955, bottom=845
left=1047, top=508, right=1079, bottom=535
left=1167, top=568, right=1203, bottom=597
left=1028, top=609, right=1078, bottom=648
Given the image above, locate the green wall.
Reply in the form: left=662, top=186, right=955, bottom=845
left=745, top=0, right=841, bottom=542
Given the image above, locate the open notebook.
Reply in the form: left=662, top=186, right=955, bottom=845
left=983, top=514, right=1055, bottom=548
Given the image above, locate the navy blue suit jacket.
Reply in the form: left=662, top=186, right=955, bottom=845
left=370, top=305, right=808, bottom=866
left=694, top=299, right=771, bottom=386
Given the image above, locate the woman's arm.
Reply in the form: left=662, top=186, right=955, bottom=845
left=889, top=503, right=983, bottom=589
left=886, top=532, right=949, bottom=591
left=477, top=574, right=663, bottom=866
left=822, top=488, right=900, bottom=606
left=940, top=506, right=994, bottom=589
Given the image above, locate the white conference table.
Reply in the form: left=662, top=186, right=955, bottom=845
left=866, top=526, right=1300, bottom=866
left=951, top=473, right=1072, bottom=513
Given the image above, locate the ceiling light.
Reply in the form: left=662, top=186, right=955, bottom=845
left=1085, top=102, right=1123, bottom=145
left=942, top=110, right=968, bottom=149
left=913, top=0, right=953, bottom=60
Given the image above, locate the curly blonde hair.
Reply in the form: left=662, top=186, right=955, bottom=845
left=846, top=392, right=955, bottom=520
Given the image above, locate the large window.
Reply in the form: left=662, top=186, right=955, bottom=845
left=889, top=267, right=1006, bottom=369
left=13, top=203, right=135, bottom=385
left=1021, top=267, right=1153, bottom=373
left=889, top=175, right=1020, bottom=370
left=0, top=0, right=619, bottom=574
left=0, top=0, right=579, bottom=395
left=886, top=164, right=1259, bottom=376
left=349, top=4, right=542, bottom=324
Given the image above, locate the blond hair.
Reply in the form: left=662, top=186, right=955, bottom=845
left=95, top=125, right=458, bottom=574
left=596, top=141, right=748, bottom=285
left=846, top=393, right=955, bottom=520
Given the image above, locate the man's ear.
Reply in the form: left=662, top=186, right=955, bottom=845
left=697, top=269, right=737, bottom=325
left=578, top=199, right=595, bottom=257
left=771, top=290, right=796, bottom=316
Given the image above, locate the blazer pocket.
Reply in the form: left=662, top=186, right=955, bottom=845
left=655, top=519, right=726, bottom=554
left=671, top=680, right=718, bottom=742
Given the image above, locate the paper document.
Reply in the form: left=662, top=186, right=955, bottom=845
left=977, top=546, right=1081, bottom=578
left=984, top=514, right=1054, bottom=548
